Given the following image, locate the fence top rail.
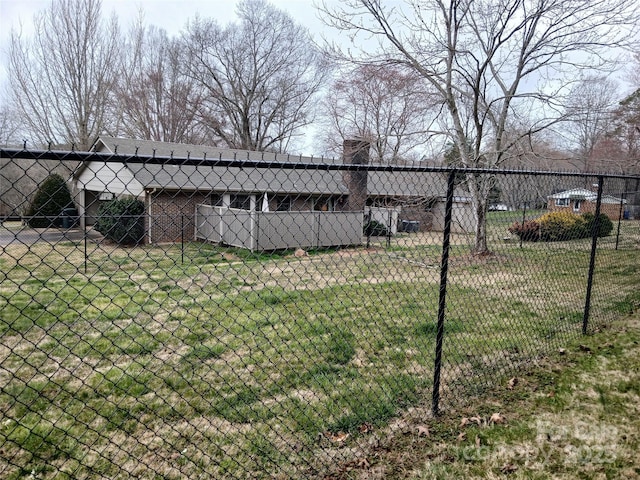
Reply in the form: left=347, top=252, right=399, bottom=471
left=2, top=147, right=639, bottom=181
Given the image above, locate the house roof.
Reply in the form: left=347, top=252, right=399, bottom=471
left=548, top=188, right=626, bottom=205
left=125, top=163, right=349, bottom=195
left=75, top=136, right=447, bottom=198
left=83, top=137, right=347, bottom=195
left=548, top=188, right=595, bottom=199
left=92, top=136, right=342, bottom=165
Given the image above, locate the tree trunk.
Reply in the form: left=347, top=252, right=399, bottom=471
left=467, top=173, right=491, bottom=255
left=473, top=200, right=489, bottom=254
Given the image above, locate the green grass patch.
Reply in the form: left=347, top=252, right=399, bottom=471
left=1, top=231, right=638, bottom=478
left=359, top=311, right=640, bottom=479
left=183, top=343, right=226, bottom=362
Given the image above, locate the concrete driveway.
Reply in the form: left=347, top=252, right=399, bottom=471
left=0, top=224, right=102, bottom=247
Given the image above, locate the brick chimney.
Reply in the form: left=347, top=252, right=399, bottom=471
left=342, top=139, right=370, bottom=212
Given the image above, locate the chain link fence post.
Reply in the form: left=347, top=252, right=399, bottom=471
left=582, top=176, right=605, bottom=335
left=432, top=169, right=457, bottom=417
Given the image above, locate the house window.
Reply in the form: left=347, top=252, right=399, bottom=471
left=276, top=196, right=291, bottom=211
left=210, top=193, right=223, bottom=207
left=573, top=200, right=582, bottom=212
left=313, top=197, right=333, bottom=212
left=555, top=198, right=569, bottom=207
left=230, top=194, right=252, bottom=210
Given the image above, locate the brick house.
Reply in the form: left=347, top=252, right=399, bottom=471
left=71, top=137, right=473, bottom=244
left=547, top=188, right=626, bottom=220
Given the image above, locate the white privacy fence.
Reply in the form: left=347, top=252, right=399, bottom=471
left=367, top=206, right=401, bottom=234
left=195, top=204, right=364, bottom=251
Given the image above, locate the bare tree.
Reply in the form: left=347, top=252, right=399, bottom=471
left=619, top=91, right=640, bottom=170
left=183, top=0, right=328, bottom=152
left=619, top=54, right=640, bottom=171
left=318, top=64, right=438, bottom=163
left=117, top=23, right=209, bottom=144
left=320, top=0, right=639, bottom=254
left=0, top=104, right=21, bottom=147
left=8, top=0, right=121, bottom=150
left=588, top=49, right=640, bottom=175
left=597, top=88, right=640, bottom=173
left=563, top=75, right=618, bottom=171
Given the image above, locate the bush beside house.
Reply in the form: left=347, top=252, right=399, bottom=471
left=25, top=173, right=74, bottom=228
left=538, top=211, right=589, bottom=241
left=509, top=211, right=613, bottom=242
left=95, top=197, right=145, bottom=245
left=581, top=212, right=614, bottom=238
left=364, top=219, right=388, bottom=236
left=507, top=220, right=540, bottom=241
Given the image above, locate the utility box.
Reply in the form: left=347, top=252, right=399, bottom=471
left=401, top=220, right=420, bottom=232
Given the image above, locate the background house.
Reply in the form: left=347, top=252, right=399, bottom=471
left=71, top=137, right=473, bottom=245
left=547, top=188, right=627, bottom=220
left=366, top=172, right=474, bottom=233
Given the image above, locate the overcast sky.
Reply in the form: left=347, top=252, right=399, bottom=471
left=0, top=0, right=338, bottom=87
left=0, top=0, right=332, bottom=36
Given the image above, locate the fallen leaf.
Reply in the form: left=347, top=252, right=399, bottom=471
left=325, top=431, right=350, bottom=443
left=358, top=423, right=373, bottom=434
left=508, top=377, right=518, bottom=390
left=475, top=435, right=481, bottom=447
left=456, top=431, right=466, bottom=442
left=470, top=416, right=483, bottom=426
left=547, top=390, right=555, bottom=397
left=489, top=412, right=506, bottom=424
left=460, top=416, right=483, bottom=427
left=500, top=463, right=518, bottom=473
left=416, top=425, right=430, bottom=437
left=558, top=348, right=566, bottom=355
left=357, top=458, right=370, bottom=469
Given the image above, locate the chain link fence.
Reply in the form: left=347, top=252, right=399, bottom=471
left=1, top=142, right=639, bottom=478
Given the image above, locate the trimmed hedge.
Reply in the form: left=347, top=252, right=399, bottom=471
left=582, top=212, right=614, bottom=237
left=509, top=211, right=614, bottom=242
left=507, top=220, right=540, bottom=241
left=25, top=174, right=73, bottom=228
left=538, top=211, right=588, bottom=241
left=95, top=197, right=145, bottom=245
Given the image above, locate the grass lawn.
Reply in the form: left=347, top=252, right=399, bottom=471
left=331, top=297, right=640, bottom=479
left=0, top=219, right=638, bottom=478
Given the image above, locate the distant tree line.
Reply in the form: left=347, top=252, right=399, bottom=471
left=3, top=0, right=639, bottom=169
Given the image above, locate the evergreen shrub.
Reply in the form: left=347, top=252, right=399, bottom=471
left=581, top=212, right=614, bottom=237
left=25, top=174, right=73, bottom=228
left=95, top=197, right=145, bottom=245
left=509, top=211, right=614, bottom=242
left=364, top=220, right=388, bottom=236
